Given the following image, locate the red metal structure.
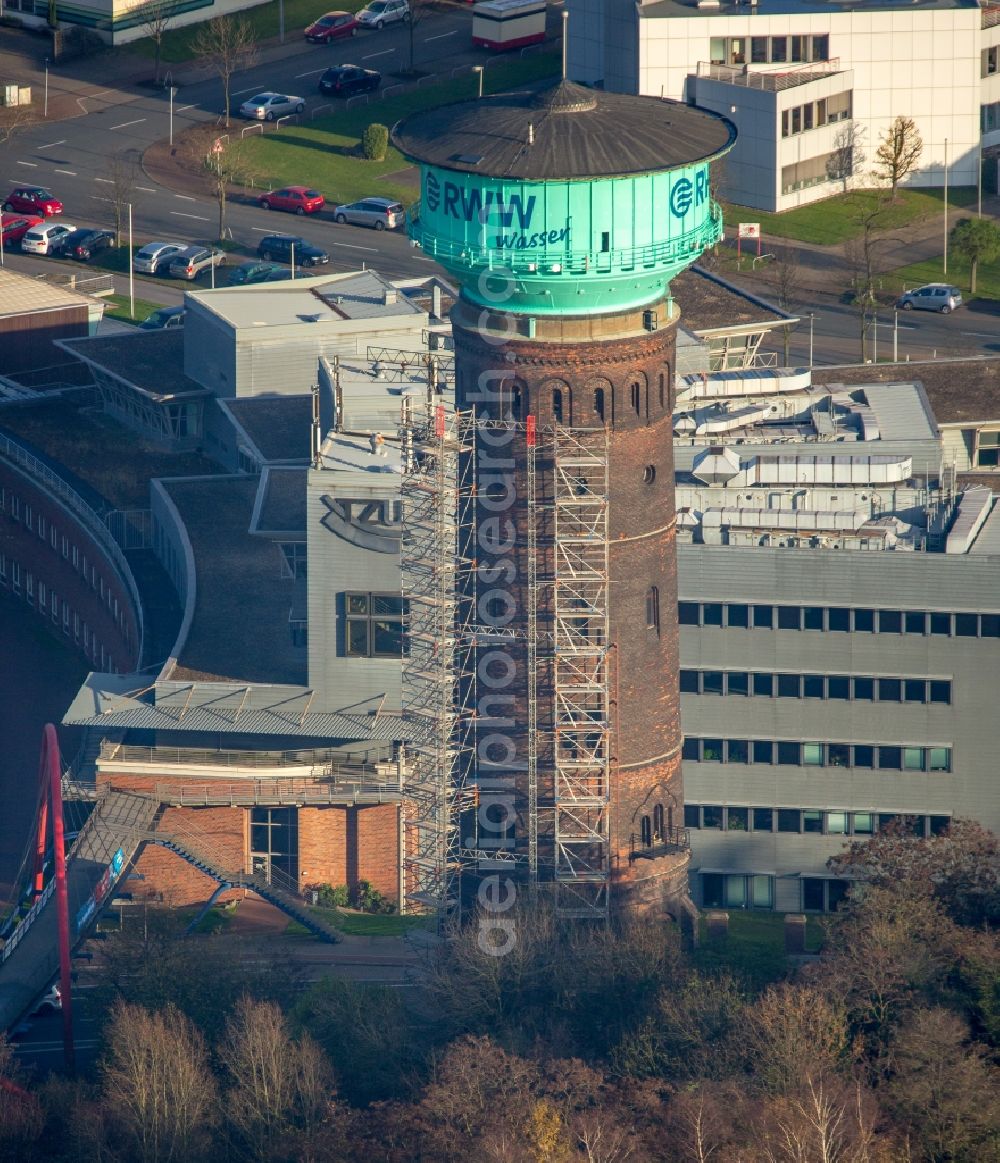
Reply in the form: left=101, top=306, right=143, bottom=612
left=32, top=724, right=74, bottom=1069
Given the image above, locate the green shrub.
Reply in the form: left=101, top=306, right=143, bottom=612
left=352, top=879, right=395, bottom=914
left=312, top=883, right=349, bottom=908
left=361, top=123, right=389, bottom=163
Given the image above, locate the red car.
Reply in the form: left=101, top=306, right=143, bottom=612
left=1, top=213, right=43, bottom=247
left=258, top=186, right=325, bottom=215
left=304, top=10, right=358, bottom=41
left=3, top=187, right=64, bottom=217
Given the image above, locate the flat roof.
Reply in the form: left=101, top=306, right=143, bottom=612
left=188, top=269, right=425, bottom=331
left=223, top=395, right=312, bottom=463
left=813, top=358, right=1000, bottom=426
left=161, top=476, right=306, bottom=686
left=0, top=269, right=93, bottom=318
left=674, top=265, right=789, bottom=331
left=640, top=0, right=975, bottom=20
left=60, top=331, right=206, bottom=401
left=253, top=466, right=308, bottom=535
left=393, top=78, right=735, bottom=179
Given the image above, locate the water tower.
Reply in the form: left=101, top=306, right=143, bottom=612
left=393, top=76, right=734, bottom=922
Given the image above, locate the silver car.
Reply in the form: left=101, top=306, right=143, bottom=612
left=896, top=283, right=963, bottom=313
left=239, top=92, right=306, bottom=121
left=333, top=197, right=406, bottom=230
left=133, top=241, right=186, bottom=275
left=356, top=0, right=409, bottom=28
left=166, top=245, right=226, bottom=280
left=21, top=222, right=75, bottom=255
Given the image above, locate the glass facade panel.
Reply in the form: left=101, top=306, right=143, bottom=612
left=727, top=739, right=750, bottom=763
left=727, top=604, right=749, bottom=627
left=753, top=604, right=774, bottom=628
left=903, top=747, right=924, bottom=771
left=803, top=743, right=823, bottom=766
left=727, top=806, right=749, bottom=831
left=753, top=807, right=774, bottom=831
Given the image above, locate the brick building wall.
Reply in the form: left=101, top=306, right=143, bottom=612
left=131, top=806, right=246, bottom=907
left=0, top=460, right=142, bottom=673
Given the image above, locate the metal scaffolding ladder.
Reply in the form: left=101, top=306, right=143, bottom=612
left=550, top=426, right=612, bottom=920
left=399, top=397, right=477, bottom=920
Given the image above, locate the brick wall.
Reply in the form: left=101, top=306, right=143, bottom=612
left=298, top=806, right=349, bottom=891
left=355, top=804, right=400, bottom=900
left=130, top=806, right=246, bottom=907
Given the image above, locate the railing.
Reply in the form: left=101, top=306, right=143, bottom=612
left=0, top=432, right=145, bottom=663
left=695, top=58, right=842, bottom=91
left=629, top=826, right=691, bottom=862
left=146, top=777, right=404, bottom=805
left=100, top=741, right=395, bottom=777
left=411, top=205, right=724, bottom=276
left=36, top=271, right=115, bottom=296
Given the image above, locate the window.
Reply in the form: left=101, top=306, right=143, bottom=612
left=955, top=613, right=978, bottom=637
left=777, top=809, right=800, bottom=833
left=344, top=592, right=405, bottom=657
left=703, top=671, right=724, bottom=695
left=777, top=606, right=801, bottom=630
left=752, top=807, right=773, bottom=831
left=803, top=809, right=823, bottom=833
left=250, top=806, right=299, bottom=882
left=930, top=612, right=951, bottom=636
left=653, top=804, right=665, bottom=839
left=854, top=608, right=874, bottom=632
left=753, top=741, right=774, bottom=764
left=594, top=388, right=605, bottom=421
left=683, top=738, right=700, bottom=761
left=803, top=606, right=824, bottom=630
left=929, top=680, right=951, bottom=704
left=878, top=746, right=901, bottom=771
left=702, top=805, right=723, bottom=829
left=878, top=610, right=902, bottom=634
left=853, top=812, right=874, bottom=834
left=751, top=35, right=768, bottom=63
left=828, top=676, right=850, bottom=700
left=702, top=739, right=723, bottom=763
left=827, top=812, right=848, bottom=835
left=753, top=673, right=774, bottom=697
left=680, top=670, right=699, bottom=694
left=646, top=586, right=660, bottom=634
left=777, top=674, right=800, bottom=697
left=753, top=604, right=774, bottom=629
left=727, top=604, right=749, bottom=628
left=629, top=380, right=641, bottom=415
left=553, top=389, right=564, bottom=424
left=803, top=674, right=823, bottom=699
left=803, top=743, right=823, bottom=766
left=828, top=607, right=850, bottom=632
left=726, top=806, right=748, bottom=832
left=640, top=815, right=652, bottom=846
left=678, top=602, right=699, bottom=626
left=280, top=543, right=307, bottom=580
left=771, top=35, right=787, bottom=62
left=904, top=611, right=926, bottom=635
left=703, top=602, right=723, bottom=626
left=854, top=677, right=874, bottom=701
left=903, top=747, right=924, bottom=771
left=878, top=678, right=902, bottom=702
left=812, top=34, right=829, bottom=61
left=927, top=747, right=951, bottom=772
left=778, top=742, right=801, bottom=765
left=728, top=672, right=749, bottom=697
left=684, top=805, right=699, bottom=828
left=727, top=739, right=749, bottom=763
left=853, top=745, right=874, bottom=768
left=904, top=680, right=925, bottom=703
left=828, top=744, right=850, bottom=768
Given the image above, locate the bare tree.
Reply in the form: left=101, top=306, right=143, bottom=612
left=872, top=115, right=924, bottom=200
left=827, top=121, right=867, bottom=194
left=191, top=16, right=258, bottom=129
left=842, top=195, right=893, bottom=362
left=101, top=1000, right=218, bottom=1163
left=140, top=0, right=173, bottom=87
left=0, top=103, right=36, bottom=147
left=404, top=0, right=429, bottom=73
left=218, top=996, right=337, bottom=1162
left=104, top=150, right=142, bottom=248
left=194, top=134, right=257, bottom=240
left=766, top=248, right=804, bottom=365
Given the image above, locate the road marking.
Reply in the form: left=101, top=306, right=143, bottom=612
left=176, top=103, right=195, bottom=112
left=424, top=29, right=456, bottom=40
left=232, top=86, right=260, bottom=96
left=90, top=195, right=111, bottom=202
left=54, top=169, right=77, bottom=175
left=16, top=161, right=38, bottom=167
left=174, top=194, right=197, bottom=201
left=333, top=241, right=377, bottom=252
left=36, top=140, right=66, bottom=150
left=295, top=67, right=327, bottom=77
left=94, top=177, right=113, bottom=184
left=960, top=330, right=1000, bottom=339
left=251, top=226, right=275, bottom=232
left=171, top=211, right=210, bottom=221
left=136, top=186, right=156, bottom=193
left=108, top=118, right=146, bottom=130
left=362, top=48, right=396, bottom=59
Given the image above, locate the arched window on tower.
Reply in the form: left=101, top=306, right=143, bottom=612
left=653, top=803, right=665, bottom=841
left=641, top=815, right=652, bottom=847
left=659, top=372, right=666, bottom=409
left=630, top=380, right=641, bottom=415
left=502, top=382, right=522, bottom=422
left=553, top=388, right=564, bottom=424
left=645, top=586, right=660, bottom=634
left=594, top=387, right=605, bottom=422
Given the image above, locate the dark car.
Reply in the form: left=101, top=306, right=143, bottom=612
left=226, top=261, right=291, bottom=286
left=304, top=10, right=358, bottom=41
left=139, top=306, right=186, bottom=330
left=61, top=228, right=114, bottom=262
left=257, top=235, right=330, bottom=267
left=318, top=65, right=381, bottom=97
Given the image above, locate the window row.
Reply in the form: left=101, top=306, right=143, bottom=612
left=678, top=600, right=1000, bottom=638
left=781, top=91, right=851, bottom=138
left=680, top=669, right=951, bottom=705
left=682, top=737, right=952, bottom=772
left=700, top=873, right=851, bottom=914
left=0, top=556, right=118, bottom=672
left=685, top=804, right=951, bottom=838
left=1, top=487, right=132, bottom=645
left=710, top=33, right=830, bottom=67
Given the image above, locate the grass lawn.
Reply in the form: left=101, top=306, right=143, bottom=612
left=692, top=911, right=824, bottom=987
left=724, top=186, right=977, bottom=246
left=103, top=292, right=163, bottom=324
left=286, top=905, right=432, bottom=938
left=129, top=0, right=366, bottom=64
left=242, top=51, right=559, bottom=206
left=890, top=252, right=1000, bottom=300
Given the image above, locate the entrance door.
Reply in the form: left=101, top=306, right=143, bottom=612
left=249, top=807, right=298, bottom=886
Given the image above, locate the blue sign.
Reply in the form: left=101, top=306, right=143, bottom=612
left=111, top=848, right=124, bottom=876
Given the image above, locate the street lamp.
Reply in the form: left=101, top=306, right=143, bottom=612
left=893, top=308, right=899, bottom=363
left=807, top=313, right=815, bottom=368
left=473, top=66, right=484, bottom=99
left=128, top=202, right=134, bottom=320
left=169, top=85, right=178, bottom=147
left=279, top=0, right=285, bottom=43
left=44, top=58, right=49, bottom=119
left=943, top=137, right=949, bottom=276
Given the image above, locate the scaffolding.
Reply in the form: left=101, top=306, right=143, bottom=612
left=550, top=427, right=612, bottom=919
left=399, top=395, right=477, bottom=919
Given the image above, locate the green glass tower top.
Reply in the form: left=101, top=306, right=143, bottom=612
left=393, top=80, right=735, bottom=316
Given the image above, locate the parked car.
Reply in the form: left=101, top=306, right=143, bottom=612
left=62, top=228, right=115, bottom=262
left=356, top=0, right=409, bottom=28
left=257, top=234, right=329, bottom=267
left=226, top=261, right=291, bottom=286
left=258, top=186, right=325, bottom=215
left=166, top=245, right=226, bottom=280
left=139, top=306, right=186, bottom=330
left=304, top=10, right=358, bottom=41
left=896, top=283, right=963, bottom=314
left=318, top=64, right=381, bottom=96
left=3, top=187, right=63, bottom=217
left=30, top=984, right=61, bottom=1017
left=133, top=241, right=187, bottom=275
left=1, top=213, right=43, bottom=248
left=239, top=92, right=306, bottom=121
left=333, top=197, right=405, bottom=230
left=20, top=221, right=76, bottom=255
